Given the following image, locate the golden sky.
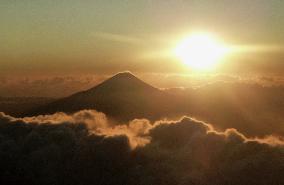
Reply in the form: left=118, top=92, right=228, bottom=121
left=1, top=0, right=284, bottom=76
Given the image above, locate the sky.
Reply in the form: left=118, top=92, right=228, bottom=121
left=1, top=0, right=284, bottom=76
left=1, top=0, right=284, bottom=98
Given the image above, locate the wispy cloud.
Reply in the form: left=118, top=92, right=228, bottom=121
left=92, top=32, right=143, bottom=45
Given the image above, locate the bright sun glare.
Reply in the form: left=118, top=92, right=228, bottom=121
left=174, top=33, right=230, bottom=71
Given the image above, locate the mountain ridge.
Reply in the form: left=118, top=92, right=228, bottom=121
left=74, top=71, right=159, bottom=96
left=25, top=72, right=174, bottom=121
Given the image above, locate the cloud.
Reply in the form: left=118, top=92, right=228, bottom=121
left=0, top=110, right=284, bottom=185
left=160, top=80, right=284, bottom=137
left=92, top=32, right=143, bottom=44
left=1, top=110, right=151, bottom=149
left=143, top=117, right=284, bottom=185
left=0, top=75, right=106, bottom=97
left=3, top=110, right=284, bottom=148
left=141, top=73, right=284, bottom=89
left=10, top=110, right=284, bottom=148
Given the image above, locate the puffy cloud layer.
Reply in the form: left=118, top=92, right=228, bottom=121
left=2, top=110, right=151, bottom=149
left=4, top=110, right=283, bottom=148
left=0, top=110, right=283, bottom=185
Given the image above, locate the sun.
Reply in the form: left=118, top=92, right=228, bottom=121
left=174, top=33, right=230, bottom=71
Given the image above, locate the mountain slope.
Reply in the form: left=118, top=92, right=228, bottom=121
left=26, top=72, right=174, bottom=121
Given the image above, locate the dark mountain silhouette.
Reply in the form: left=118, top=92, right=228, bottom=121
left=26, top=72, right=175, bottom=121
left=23, top=72, right=284, bottom=136
left=0, top=97, right=55, bottom=117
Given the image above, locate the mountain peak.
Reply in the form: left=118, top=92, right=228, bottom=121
left=110, top=71, right=138, bottom=80
left=25, top=71, right=169, bottom=121
left=84, top=71, right=157, bottom=94
left=104, top=71, right=148, bottom=85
